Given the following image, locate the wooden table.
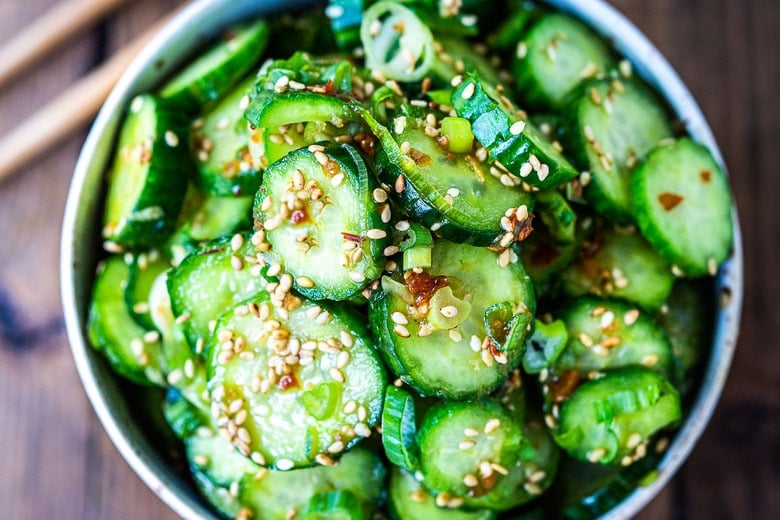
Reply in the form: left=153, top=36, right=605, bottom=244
left=0, top=1, right=777, bottom=518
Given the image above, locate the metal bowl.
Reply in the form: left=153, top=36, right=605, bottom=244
left=61, top=1, right=743, bottom=518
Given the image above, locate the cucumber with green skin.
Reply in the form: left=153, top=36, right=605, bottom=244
left=369, top=238, right=535, bottom=400
left=102, top=94, right=192, bottom=249
left=631, top=137, right=734, bottom=277
left=87, top=255, right=166, bottom=386
left=161, top=19, right=270, bottom=111
left=206, top=292, right=386, bottom=469
left=513, top=12, right=615, bottom=111
left=374, top=114, right=534, bottom=246
left=562, top=78, right=674, bottom=223
left=452, top=75, right=579, bottom=190
left=253, top=143, right=389, bottom=301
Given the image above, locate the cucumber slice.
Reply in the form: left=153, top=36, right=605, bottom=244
left=553, top=297, right=674, bottom=381
left=87, top=255, right=165, bottom=386
left=206, top=293, right=386, bottom=469
left=513, top=12, right=615, bottom=110
left=369, top=238, right=535, bottom=400
left=560, top=225, right=675, bottom=311
left=388, top=467, right=495, bottom=520
left=417, top=400, right=527, bottom=511
left=375, top=115, right=534, bottom=246
left=631, top=137, right=734, bottom=277
left=102, top=94, right=192, bottom=249
left=254, top=144, right=389, bottom=301
left=452, top=75, right=579, bottom=190
left=382, top=385, right=420, bottom=471
left=126, top=249, right=171, bottom=330
left=554, top=367, right=681, bottom=465
left=562, top=78, right=674, bottom=222
left=192, top=76, right=261, bottom=197
left=161, top=19, right=270, bottom=110
left=238, top=448, right=386, bottom=520
left=302, top=490, right=366, bottom=520
left=657, top=279, right=715, bottom=397
left=167, top=232, right=271, bottom=349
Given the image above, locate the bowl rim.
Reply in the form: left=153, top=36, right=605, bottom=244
left=61, top=1, right=743, bottom=519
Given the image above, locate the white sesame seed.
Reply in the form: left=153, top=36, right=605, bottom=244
left=484, top=418, right=501, bottom=434
left=440, top=305, right=459, bottom=318
left=373, top=188, right=388, bottom=203
left=510, top=121, right=526, bottom=135
left=461, top=82, right=476, bottom=99
left=367, top=228, right=387, bottom=240
left=297, top=276, right=315, bottom=288
left=348, top=271, right=366, bottom=283
left=394, top=324, right=411, bottom=338
left=459, top=440, right=476, bottom=450
left=276, top=459, right=294, bottom=471
left=354, top=422, right=371, bottom=437
left=587, top=448, right=606, bottom=463
left=516, top=42, right=528, bottom=59
left=384, top=245, right=399, bottom=257
left=331, top=173, right=345, bottom=187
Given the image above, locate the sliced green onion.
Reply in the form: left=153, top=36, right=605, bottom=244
left=399, top=222, right=433, bottom=270
left=440, top=116, right=474, bottom=153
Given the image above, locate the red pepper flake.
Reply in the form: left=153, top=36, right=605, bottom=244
left=290, top=209, right=308, bottom=225
left=279, top=374, right=297, bottom=391
left=404, top=270, right=450, bottom=307
left=658, top=192, right=684, bottom=211
left=409, top=148, right=432, bottom=166
left=341, top=232, right=366, bottom=243
left=700, top=170, right=712, bottom=183
left=549, top=370, right=582, bottom=403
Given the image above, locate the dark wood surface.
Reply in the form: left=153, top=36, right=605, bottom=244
left=0, top=1, right=777, bottom=519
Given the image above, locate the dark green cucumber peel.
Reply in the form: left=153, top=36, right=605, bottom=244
left=102, top=94, right=193, bottom=249
left=513, top=12, right=615, bottom=110
left=631, top=137, right=733, bottom=277
left=452, top=75, right=579, bottom=190
left=561, top=78, right=674, bottom=222
left=253, top=143, right=389, bottom=301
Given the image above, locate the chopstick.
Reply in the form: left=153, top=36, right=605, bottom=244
left=0, top=5, right=180, bottom=185
left=0, top=0, right=126, bottom=89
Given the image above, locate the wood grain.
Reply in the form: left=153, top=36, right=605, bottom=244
left=0, top=1, right=777, bottom=519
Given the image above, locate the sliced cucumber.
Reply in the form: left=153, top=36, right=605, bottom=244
left=417, top=399, right=527, bottom=511
left=369, top=238, right=535, bottom=400
left=161, top=19, right=270, bottom=110
left=562, top=78, right=674, bottom=222
left=554, top=297, right=674, bottom=381
left=560, top=224, right=675, bottom=311
left=388, top=467, right=495, bottom=520
left=382, top=385, right=420, bottom=471
left=253, top=143, right=388, bottom=301
left=238, top=448, right=386, bottom=520
left=554, top=367, right=681, bottom=465
left=631, top=137, right=734, bottom=277
left=102, top=94, right=192, bottom=249
left=206, top=293, right=386, bottom=469
left=513, top=12, right=614, bottom=110
left=452, top=75, right=579, bottom=190
left=125, top=249, right=171, bottom=330
left=87, top=255, right=165, bottom=386
left=191, top=76, right=261, bottom=197
left=375, top=114, right=534, bottom=246
left=167, top=232, right=271, bottom=349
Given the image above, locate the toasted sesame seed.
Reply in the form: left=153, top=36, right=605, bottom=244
left=354, top=422, right=371, bottom=437
left=440, top=305, right=459, bottom=318
left=276, top=459, right=294, bottom=471
left=460, top=82, right=476, bottom=99
left=579, top=333, right=594, bottom=347
left=367, top=228, right=387, bottom=240
left=394, top=324, right=411, bottom=338
left=510, top=121, right=526, bottom=135
left=391, top=311, right=409, bottom=325
left=348, top=271, right=366, bottom=283
left=587, top=448, right=607, bottom=463
left=641, top=354, right=659, bottom=367
left=459, top=440, right=476, bottom=450
left=529, top=470, right=547, bottom=483
left=395, top=174, right=406, bottom=193
left=524, top=482, right=543, bottom=495
left=372, top=188, right=388, bottom=203
left=516, top=41, right=528, bottom=59
left=463, top=474, right=479, bottom=487
left=624, top=309, right=640, bottom=325
left=383, top=245, right=399, bottom=257
left=469, top=335, right=482, bottom=352
left=331, top=173, right=345, bottom=187
left=491, top=462, right=509, bottom=475
left=484, top=418, right=501, bottom=434
left=627, top=432, right=642, bottom=449
left=708, top=257, right=718, bottom=276
left=329, top=367, right=345, bottom=383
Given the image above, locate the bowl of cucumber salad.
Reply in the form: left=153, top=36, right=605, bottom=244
left=62, top=0, right=742, bottom=518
